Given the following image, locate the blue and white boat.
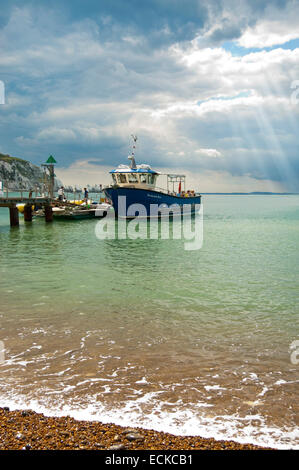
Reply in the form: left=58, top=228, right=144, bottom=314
left=104, top=136, right=201, bottom=218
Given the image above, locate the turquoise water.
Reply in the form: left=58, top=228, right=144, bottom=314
left=0, top=195, right=298, bottom=448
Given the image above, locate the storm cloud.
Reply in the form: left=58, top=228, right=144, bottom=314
left=0, top=0, right=298, bottom=191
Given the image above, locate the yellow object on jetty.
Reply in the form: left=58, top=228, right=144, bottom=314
left=69, top=200, right=84, bottom=205
left=17, top=204, right=34, bottom=213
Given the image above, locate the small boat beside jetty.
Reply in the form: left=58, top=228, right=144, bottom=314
left=104, top=136, right=201, bottom=218
left=54, top=202, right=111, bottom=220
left=33, top=202, right=111, bottom=220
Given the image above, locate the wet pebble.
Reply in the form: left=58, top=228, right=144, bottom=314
left=122, top=428, right=137, bottom=435
left=108, top=444, right=127, bottom=450
left=126, top=433, right=144, bottom=442
left=94, top=443, right=105, bottom=448
left=22, top=444, right=31, bottom=450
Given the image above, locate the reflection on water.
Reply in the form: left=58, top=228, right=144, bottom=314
left=0, top=196, right=298, bottom=448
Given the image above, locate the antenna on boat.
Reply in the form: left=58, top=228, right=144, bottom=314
left=128, top=134, right=137, bottom=169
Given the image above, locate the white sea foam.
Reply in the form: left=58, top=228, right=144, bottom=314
left=257, top=386, right=269, bottom=397
left=204, top=385, right=226, bottom=391
left=1, top=393, right=298, bottom=450
left=135, top=377, right=149, bottom=384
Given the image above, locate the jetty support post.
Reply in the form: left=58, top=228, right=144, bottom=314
left=24, top=203, right=33, bottom=222
left=9, top=205, right=19, bottom=227
left=44, top=204, right=53, bottom=223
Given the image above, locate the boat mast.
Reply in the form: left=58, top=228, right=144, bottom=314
left=128, top=134, right=137, bottom=169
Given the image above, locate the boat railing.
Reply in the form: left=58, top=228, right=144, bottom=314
left=153, top=186, right=201, bottom=197
left=154, top=186, right=180, bottom=196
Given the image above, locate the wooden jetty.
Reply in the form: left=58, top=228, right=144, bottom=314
left=0, top=155, right=105, bottom=226
left=0, top=195, right=53, bottom=227
left=0, top=155, right=57, bottom=226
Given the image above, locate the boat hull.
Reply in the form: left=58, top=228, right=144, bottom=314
left=53, top=209, right=110, bottom=220
left=53, top=211, right=96, bottom=220
left=104, top=186, right=201, bottom=218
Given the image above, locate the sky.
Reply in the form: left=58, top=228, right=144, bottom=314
left=0, top=0, right=299, bottom=192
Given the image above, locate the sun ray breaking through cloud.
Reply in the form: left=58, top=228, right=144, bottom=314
left=0, top=1, right=298, bottom=192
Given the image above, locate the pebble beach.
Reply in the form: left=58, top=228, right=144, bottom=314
left=0, top=407, right=273, bottom=451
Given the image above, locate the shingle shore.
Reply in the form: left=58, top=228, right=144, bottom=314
left=0, top=407, right=273, bottom=450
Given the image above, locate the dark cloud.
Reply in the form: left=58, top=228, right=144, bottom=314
left=0, top=0, right=292, bottom=47
left=209, top=22, right=242, bottom=43
left=0, top=0, right=208, bottom=46
left=0, top=0, right=298, bottom=191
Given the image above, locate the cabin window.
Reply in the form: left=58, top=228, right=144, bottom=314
left=140, top=174, right=148, bottom=184
left=148, top=174, right=156, bottom=185
left=119, top=173, right=127, bottom=183
left=112, top=174, right=117, bottom=184
left=128, top=173, right=138, bottom=183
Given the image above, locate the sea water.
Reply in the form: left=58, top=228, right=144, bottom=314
left=0, top=195, right=298, bottom=448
